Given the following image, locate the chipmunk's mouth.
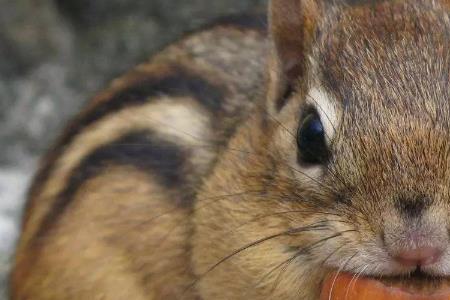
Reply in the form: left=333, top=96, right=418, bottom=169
left=320, top=270, right=450, bottom=300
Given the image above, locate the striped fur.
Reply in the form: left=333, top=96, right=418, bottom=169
left=14, top=1, right=450, bottom=299
left=12, top=15, right=268, bottom=299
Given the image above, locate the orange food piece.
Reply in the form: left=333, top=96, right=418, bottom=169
left=320, top=272, right=450, bottom=300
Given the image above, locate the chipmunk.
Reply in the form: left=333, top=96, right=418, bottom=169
left=10, top=0, right=450, bottom=299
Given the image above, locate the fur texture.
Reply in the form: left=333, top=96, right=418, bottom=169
left=11, top=1, right=450, bottom=299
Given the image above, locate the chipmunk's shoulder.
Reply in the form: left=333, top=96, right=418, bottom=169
left=12, top=13, right=270, bottom=299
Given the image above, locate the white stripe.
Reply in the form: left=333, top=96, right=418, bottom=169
left=307, top=87, right=340, bottom=143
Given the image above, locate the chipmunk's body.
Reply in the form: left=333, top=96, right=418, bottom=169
left=11, top=1, right=450, bottom=299
left=11, top=16, right=268, bottom=299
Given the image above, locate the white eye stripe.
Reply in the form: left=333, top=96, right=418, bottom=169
left=306, top=87, right=340, bottom=143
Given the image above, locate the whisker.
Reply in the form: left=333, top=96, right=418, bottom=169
left=184, top=221, right=330, bottom=295
left=231, top=210, right=353, bottom=233
left=110, top=96, right=357, bottom=200
left=345, top=264, right=368, bottom=300
left=265, top=231, right=355, bottom=295
left=328, top=251, right=359, bottom=300
left=320, top=244, right=345, bottom=267
left=143, top=189, right=264, bottom=225
left=108, top=105, right=361, bottom=204
left=109, top=139, right=343, bottom=196
left=261, top=103, right=297, bottom=139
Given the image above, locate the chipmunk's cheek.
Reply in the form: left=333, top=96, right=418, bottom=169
left=320, top=272, right=450, bottom=300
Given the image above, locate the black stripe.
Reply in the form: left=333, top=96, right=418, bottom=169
left=33, top=130, right=192, bottom=243
left=81, top=67, right=224, bottom=126
left=26, top=66, right=225, bottom=212
left=71, top=66, right=224, bottom=141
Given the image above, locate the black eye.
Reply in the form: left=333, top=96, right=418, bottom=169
left=297, top=108, right=329, bottom=165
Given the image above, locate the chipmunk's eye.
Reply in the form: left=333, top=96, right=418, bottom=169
left=297, top=108, right=329, bottom=165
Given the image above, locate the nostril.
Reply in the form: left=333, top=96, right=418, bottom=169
left=394, top=246, right=443, bottom=267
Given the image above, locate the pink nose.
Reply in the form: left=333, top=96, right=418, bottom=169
left=394, top=246, right=443, bottom=267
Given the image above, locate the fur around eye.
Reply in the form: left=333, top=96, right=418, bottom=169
left=297, top=108, right=329, bottom=166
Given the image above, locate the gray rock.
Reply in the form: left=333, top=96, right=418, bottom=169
left=0, top=0, right=267, bottom=166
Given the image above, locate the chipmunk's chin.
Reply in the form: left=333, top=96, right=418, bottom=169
left=320, top=271, right=450, bottom=300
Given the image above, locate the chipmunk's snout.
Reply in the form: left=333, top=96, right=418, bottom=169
left=384, top=224, right=447, bottom=268
left=382, top=196, right=448, bottom=269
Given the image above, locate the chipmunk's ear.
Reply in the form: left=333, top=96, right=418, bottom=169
left=268, top=0, right=323, bottom=111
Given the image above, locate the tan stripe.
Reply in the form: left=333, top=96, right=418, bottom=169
left=22, top=97, right=213, bottom=245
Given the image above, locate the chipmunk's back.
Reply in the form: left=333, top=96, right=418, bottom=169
left=11, top=15, right=268, bottom=299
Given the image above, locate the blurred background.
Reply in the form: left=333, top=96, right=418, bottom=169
left=0, top=0, right=267, bottom=298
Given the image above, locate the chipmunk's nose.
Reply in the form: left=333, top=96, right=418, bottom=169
left=384, top=225, right=447, bottom=267
left=384, top=194, right=447, bottom=267
left=393, top=246, right=444, bottom=267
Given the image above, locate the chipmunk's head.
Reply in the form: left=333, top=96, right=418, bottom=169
left=193, top=1, right=450, bottom=298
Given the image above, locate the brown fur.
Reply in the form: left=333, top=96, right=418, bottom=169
left=12, top=19, right=267, bottom=299
left=194, top=0, right=450, bottom=299
left=11, top=1, right=450, bottom=299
